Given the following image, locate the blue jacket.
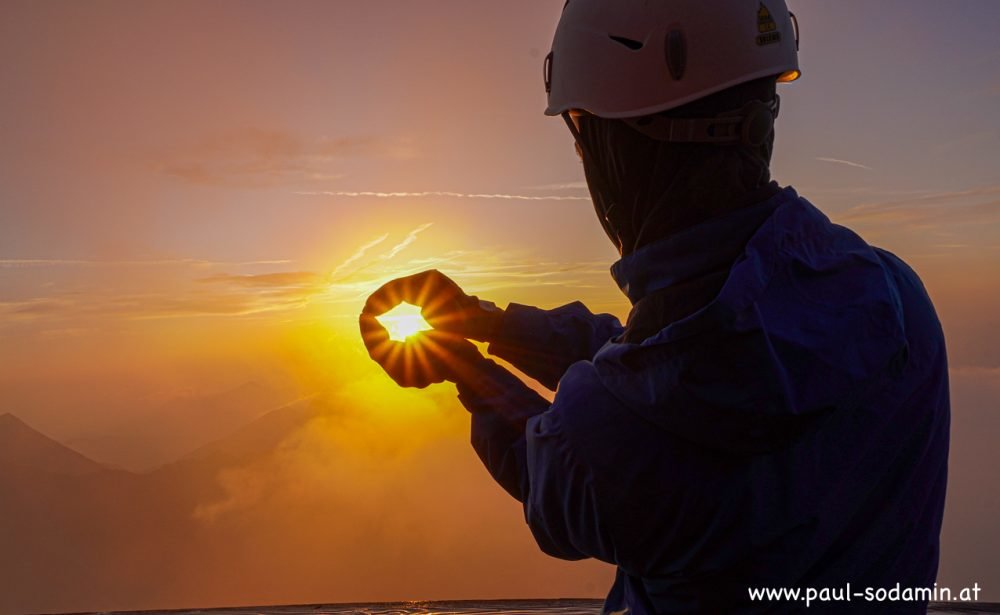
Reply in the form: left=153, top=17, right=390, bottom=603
left=456, top=187, right=950, bottom=614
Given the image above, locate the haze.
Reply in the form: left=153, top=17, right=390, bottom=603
left=1, top=1, right=998, bottom=613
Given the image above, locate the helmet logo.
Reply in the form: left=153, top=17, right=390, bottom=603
left=756, top=3, right=781, bottom=46
left=665, top=29, right=686, bottom=81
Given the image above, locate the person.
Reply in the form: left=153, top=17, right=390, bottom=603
left=359, top=1, right=950, bottom=612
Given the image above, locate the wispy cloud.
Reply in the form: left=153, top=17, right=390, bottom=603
left=199, top=272, right=329, bottom=289
left=0, top=292, right=296, bottom=323
left=321, top=246, right=615, bottom=307
left=295, top=190, right=591, bottom=202
left=523, top=181, right=589, bottom=191
left=0, top=258, right=205, bottom=269
left=0, top=247, right=623, bottom=330
left=331, top=234, right=390, bottom=277
left=0, top=260, right=322, bottom=327
left=834, top=186, right=1000, bottom=235
left=808, top=187, right=935, bottom=198
left=816, top=157, right=873, bottom=171
left=159, top=128, right=417, bottom=188
left=0, top=224, right=624, bottom=331
left=0, top=258, right=292, bottom=269
left=380, top=223, right=433, bottom=261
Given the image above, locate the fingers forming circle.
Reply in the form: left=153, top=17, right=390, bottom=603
left=362, top=270, right=446, bottom=315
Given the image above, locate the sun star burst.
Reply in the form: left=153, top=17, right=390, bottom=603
left=376, top=302, right=433, bottom=342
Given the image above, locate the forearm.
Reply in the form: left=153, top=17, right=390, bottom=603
left=458, top=360, right=621, bottom=563
left=486, top=301, right=624, bottom=390
left=455, top=357, right=551, bottom=502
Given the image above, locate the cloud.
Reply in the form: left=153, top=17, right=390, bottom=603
left=807, top=187, right=935, bottom=198
left=321, top=246, right=615, bottom=312
left=833, top=186, right=1000, bottom=231
left=198, top=272, right=329, bottom=289
left=0, top=287, right=322, bottom=326
left=331, top=234, right=390, bottom=277
left=0, top=234, right=620, bottom=333
left=0, top=258, right=204, bottom=269
left=0, top=225, right=433, bottom=327
left=0, top=259, right=323, bottom=329
left=158, top=128, right=417, bottom=187
left=816, top=157, right=873, bottom=171
left=524, top=181, right=590, bottom=191
left=0, top=258, right=292, bottom=269
left=295, top=190, right=591, bottom=202
left=1, top=298, right=76, bottom=318
left=380, top=223, right=433, bottom=261
left=187, top=271, right=340, bottom=314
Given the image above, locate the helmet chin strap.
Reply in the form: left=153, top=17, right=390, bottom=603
left=623, top=96, right=780, bottom=146
left=562, top=111, right=626, bottom=254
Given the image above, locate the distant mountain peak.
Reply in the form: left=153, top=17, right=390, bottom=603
left=0, top=413, right=108, bottom=477
left=0, top=412, right=29, bottom=429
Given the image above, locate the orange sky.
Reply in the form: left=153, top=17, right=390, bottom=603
left=1, top=1, right=999, bottom=611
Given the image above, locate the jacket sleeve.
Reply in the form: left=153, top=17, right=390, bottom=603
left=456, top=357, right=618, bottom=564
left=457, top=357, right=550, bottom=503
left=486, top=301, right=624, bottom=391
left=458, top=356, right=746, bottom=575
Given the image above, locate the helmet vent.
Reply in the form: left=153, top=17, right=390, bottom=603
left=665, top=29, right=686, bottom=80
left=609, top=35, right=644, bottom=50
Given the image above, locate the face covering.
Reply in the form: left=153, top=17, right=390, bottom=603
left=573, top=77, right=779, bottom=256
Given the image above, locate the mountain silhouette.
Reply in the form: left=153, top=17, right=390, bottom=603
left=0, top=400, right=321, bottom=615
left=179, top=397, right=317, bottom=465
left=0, top=412, right=107, bottom=476
left=67, top=381, right=290, bottom=471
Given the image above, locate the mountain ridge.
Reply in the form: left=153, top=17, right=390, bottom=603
left=0, top=412, right=109, bottom=477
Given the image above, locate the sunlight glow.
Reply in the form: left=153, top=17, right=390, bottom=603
left=375, top=302, right=433, bottom=342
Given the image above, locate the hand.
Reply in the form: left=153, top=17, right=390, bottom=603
left=360, top=270, right=493, bottom=388
left=359, top=315, right=484, bottom=388
left=362, top=270, right=503, bottom=342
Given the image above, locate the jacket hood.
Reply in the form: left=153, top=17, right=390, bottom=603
left=593, top=188, right=910, bottom=454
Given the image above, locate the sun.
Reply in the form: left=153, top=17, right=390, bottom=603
left=375, top=302, right=433, bottom=342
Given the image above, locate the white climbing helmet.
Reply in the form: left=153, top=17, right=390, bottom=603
left=544, top=0, right=801, bottom=119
